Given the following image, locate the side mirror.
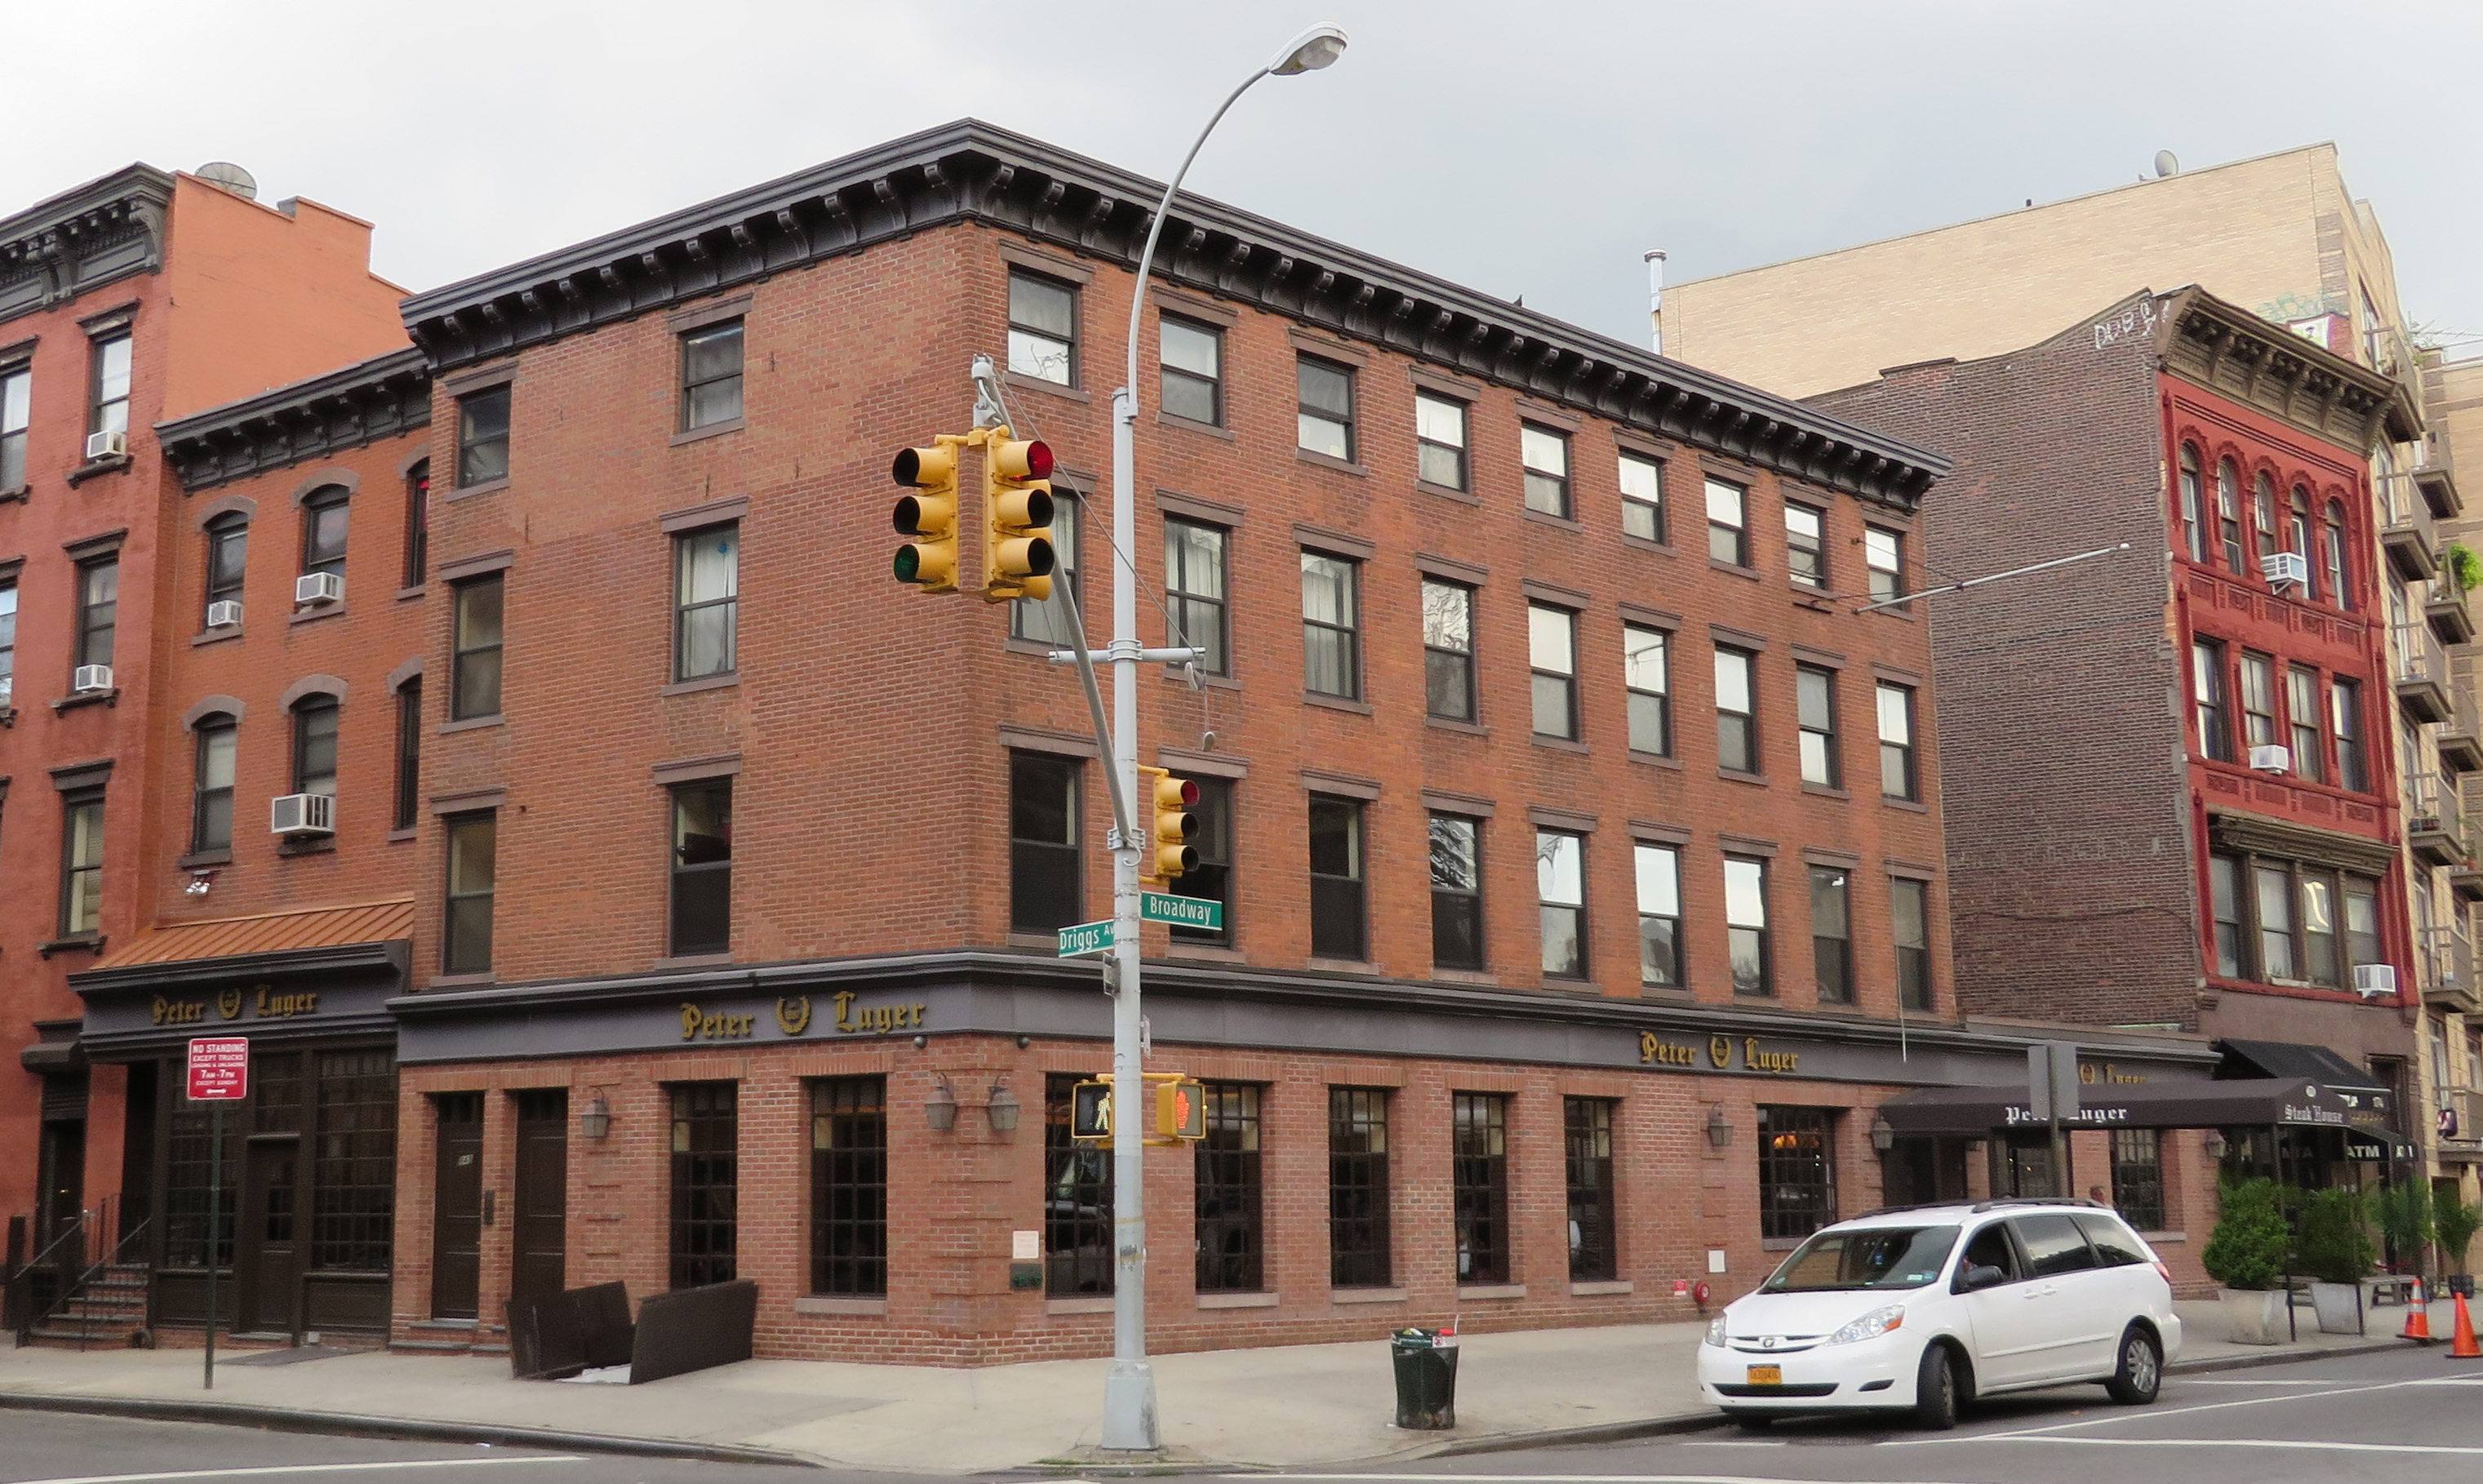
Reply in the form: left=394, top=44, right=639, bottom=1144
left=1959, top=1262, right=2006, bottom=1291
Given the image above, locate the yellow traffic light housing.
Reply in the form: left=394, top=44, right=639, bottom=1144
left=1155, top=1077, right=1206, bottom=1142
left=1070, top=1079, right=1113, bottom=1141
left=983, top=432, right=1056, bottom=602
left=891, top=442, right=962, bottom=593
left=1137, top=766, right=1200, bottom=884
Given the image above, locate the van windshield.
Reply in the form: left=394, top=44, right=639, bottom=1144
left=1762, top=1224, right=1961, bottom=1291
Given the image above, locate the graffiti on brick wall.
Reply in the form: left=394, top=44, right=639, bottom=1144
left=2091, top=297, right=2168, bottom=351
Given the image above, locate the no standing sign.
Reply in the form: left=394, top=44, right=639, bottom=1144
left=186, top=1037, right=250, bottom=1101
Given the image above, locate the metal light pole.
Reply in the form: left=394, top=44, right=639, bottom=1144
left=1098, top=22, right=1348, bottom=1452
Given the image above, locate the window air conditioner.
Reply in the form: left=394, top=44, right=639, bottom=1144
left=295, top=571, right=344, bottom=606
left=269, top=792, right=335, bottom=837
left=2352, top=963, right=2399, bottom=999
left=72, top=664, right=114, bottom=694
left=2261, top=551, right=2309, bottom=589
left=2247, top=744, right=2291, bottom=773
left=84, top=429, right=128, bottom=461
left=205, top=600, right=243, bottom=629
left=0, top=674, right=13, bottom=706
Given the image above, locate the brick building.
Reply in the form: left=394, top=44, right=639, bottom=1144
left=0, top=164, right=408, bottom=1302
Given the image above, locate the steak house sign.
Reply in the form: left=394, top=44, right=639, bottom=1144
left=1641, top=1032, right=1801, bottom=1074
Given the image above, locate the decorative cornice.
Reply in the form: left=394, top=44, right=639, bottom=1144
left=154, top=346, right=430, bottom=491
left=0, top=165, right=175, bottom=326
left=2161, top=287, right=2421, bottom=452
left=400, top=120, right=1948, bottom=510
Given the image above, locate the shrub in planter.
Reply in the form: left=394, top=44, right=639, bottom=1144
left=2438, top=1193, right=2482, bottom=1277
left=2372, top=1180, right=2434, bottom=1272
left=2297, top=1187, right=2376, bottom=1283
left=2203, top=1178, right=2289, bottom=1290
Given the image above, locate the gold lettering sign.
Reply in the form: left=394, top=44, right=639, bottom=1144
left=255, top=989, right=319, bottom=1019
left=677, top=993, right=931, bottom=1042
left=1709, top=1036, right=1733, bottom=1069
left=832, top=990, right=928, bottom=1036
left=776, top=997, right=813, bottom=1035
left=217, top=987, right=244, bottom=1020
left=680, top=1004, right=757, bottom=1042
left=1637, top=1030, right=1801, bottom=1075
left=2079, top=1062, right=2146, bottom=1086
left=1745, top=1038, right=1800, bottom=1073
left=1639, top=1032, right=1697, bottom=1067
left=151, top=997, right=207, bottom=1026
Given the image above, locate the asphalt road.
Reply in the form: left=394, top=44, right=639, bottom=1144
left=1261, top=1346, right=2483, bottom=1484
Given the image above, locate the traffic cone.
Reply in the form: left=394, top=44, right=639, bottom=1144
left=2450, top=1290, right=2481, bottom=1361
left=2402, top=1277, right=2433, bottom=1344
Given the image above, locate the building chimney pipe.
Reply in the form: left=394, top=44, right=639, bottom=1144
left=1644, top=249, right=1668, bottom=355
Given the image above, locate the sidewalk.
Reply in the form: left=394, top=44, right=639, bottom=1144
left=0, top=1298, right=2429, bottom=1474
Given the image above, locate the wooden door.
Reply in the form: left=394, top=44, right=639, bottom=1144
left=509, top=1090, right=567, bottom=1309
left=430, top=1094, right=485, bottom=1319
left=235, top=1141, right=300, bottom=1336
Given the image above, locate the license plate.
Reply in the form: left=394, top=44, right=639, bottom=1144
left=1745, top=1365, right=1783, bottom=1386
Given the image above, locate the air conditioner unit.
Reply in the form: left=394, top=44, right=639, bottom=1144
left=2261, top=551, right=2309, bottom=589
left=85, top=429, right=128, bottom=461
left=72, top=664, right=113, bottom=694
left=204, top=600, right=242, bottom=629
left=0, top=674, right=13, bottom=706
left=295, top=571, right=344, bottom=606
left=2352, top=963, right=2399, bottom=1000
left=2248, top=744, right=2291, bottom=773
left=269, top=792, right=335, bottom=837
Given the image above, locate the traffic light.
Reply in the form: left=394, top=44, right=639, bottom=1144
left=890, top=441, right=961, bottom=593
left=1155, top=1077, right=1206, bottom=1142
left=1071, top=1079, right=1113, bottom=1142
left=983, top=432, right=1056, bottom=602
left=1137, top=766, right=1200, bottom=884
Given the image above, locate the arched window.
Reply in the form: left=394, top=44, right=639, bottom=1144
left=2289, top=486, right=2316, bottom=601
left=2252, top=472, right=2279, bottom=563
left=2324, top=503, right=2353, bottom=611
left=402, top=460, right=429, bottom=589
left=292, top=694, right=340, bottom=799
left=2215, top=459, right=2245, bottom=572
left=301, top=486, right=350, bottom=580
left=204, top=512, right=248, bottom=615
left=192, top=713, right=238, bottom=852
left=2177, top=444, right=2205, bottom=562
left=393, top=678, right=422, bottom=831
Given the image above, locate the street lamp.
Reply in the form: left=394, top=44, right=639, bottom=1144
left=1099, top=23, right=1348, bottom=1454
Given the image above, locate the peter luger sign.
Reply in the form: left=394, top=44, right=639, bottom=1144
left=151, top=985, right=321, bottom=1026
left=680, top=991, right=927, bottom=1042
left=1641, top=1032, right=1801, bottom=1074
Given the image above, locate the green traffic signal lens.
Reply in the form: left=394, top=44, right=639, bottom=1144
left=893, top=545, right=921, bottom=584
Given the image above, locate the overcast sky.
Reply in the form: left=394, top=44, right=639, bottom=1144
left=13, top=1, right=2480, bottom=365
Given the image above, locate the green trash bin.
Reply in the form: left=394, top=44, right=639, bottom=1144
left=1390, top=1326, right=1459, bottom=1428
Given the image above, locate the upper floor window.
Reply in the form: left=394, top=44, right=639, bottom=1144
left=1011, top=495, right=1080, bottom=647
left=1009, top=752, right=1082, bottom=933
left=0, top=362, right=28, bottom=489
left=205, top=512, right=249, bottom=615
left=77, top=558, right=118, bottom=670
left=1296, top=358, right=1356, bottom=461
left=192, top=715, right=238, bottom=853
left=403, top=461, right=429, bottom=587
left=680, top=320, right=744, bottom=430
left=1429, top=812, right=1484, bottom=971
left=1521, top=424, right=1571, bottom=518
left=456, top=386, right=510, bottom=487
left=1877, top=682, right=1919, bottom=800
left=2238, top=653, right=2278, bottom=749
left=451, top=574, right=504, bottom=719
left=2324, top=502, right=2352, bottom=611
left=1537, top=829, right=1586, bottom=980
left=1308, top=793, right=1367, bottom=961
left=1726, top=855, right=1771, bottom=996
left=0, top=580, right=17, bottom=707
left=2192, top=639, right=2232, bottom=762
left=60, top=790, right=105, bottom=938
left=1785, top=503, right=1826, bottom=589
left=1006, top=271, right=1077, bottom=386
left=1422, top=578, right=1476, bottom=722
left=292, top=695, right=340, bottom=799
left=2287, top=486, right=2316, bottom=598
left=2287, top=667, right=2324, bottom=784
left=89, top=334, right=131, bottom=438
left=1301, top=550, right=1361, bottom=700
left=1715, top=645, right=1758, bottom=774
left=1624, top=624, right=1670, bottom=756
left=1706, top=477, right=1748, bottom=566
left=393, top=678, right=423, bottom=832
left=1892, top=877, right=1932, bottom=1011
left=2214, top=459, right=2245, bottom=572
left=1416, top=393, right=1468, bottom=491
left=1810, top=866, right=1852, bottom=1003
left=1796, top=664, right=1839, bottom=788
left=301, top=486, right=350, bottom=580
left=669, top=779, right=734, bottom=957
left=2252, top=472, right=2280, bottom=562
left=1635, top=842, right=1681, bottom=987
left=1159, top=317, right=1222, bottom=426
left=1619, top=451, right=1663, bottom=543
left=442, top=811, right=496, bottom=973
left=1164, top=518, right=1228, bottom=674
left=2331, top=678, right=2367, bottom=791
left=1529, top=602, right=1579, bottom=740
left=1865, top=527, right=1906, bottom=602
left=2176, top=443, right=2205, bottom=563
left=674, top=524, right=739, bottom=681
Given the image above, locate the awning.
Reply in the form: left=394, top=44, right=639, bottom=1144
left=1880, top=1077, right=2413, bottom=1157
left=2217, top=1038, right=2389, bottom=1092
left=91, top=899, right=413, bottom=971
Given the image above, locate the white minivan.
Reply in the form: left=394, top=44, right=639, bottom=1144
left=1694, top=1197, right=2181, bottom=1429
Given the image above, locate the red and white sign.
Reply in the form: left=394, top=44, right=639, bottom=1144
left=186, top=1037, right=251, bottom=1101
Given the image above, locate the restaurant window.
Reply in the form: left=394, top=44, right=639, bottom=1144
left=1009, top=753, right=1082, bottom=933
left=1537, top=828, right=1586, bottom=980
left=392, top=679, right=422, bottom=831
left=1707, top=477, right=1748, bottom=566
left=2209, top=855, right=2245, bottom=979
left=1785, top=503, right=1826, bottom=588
left=300, top=486, right=350, bottom=582
left=673, top=524, right=739, bottom=681
left=1195, top=1083, right=1263, bottom=1293
left=1006, top=270, right=1077, bottom=386
left=1011, top=494, right=1081, bottom=647
left=1045, top=1073, right=1113, bottom=1295
left=0, top=362, right=27, bottom=489
left=1757, top=1106, right=1839, bottom=1240
left=1158, top=316, right=1222, bottom=426
left=1624, top=624, right=1670, bottom=755
left=2109, top=1129, right=2166, bottom=1233
left=1296, top=357, right=1356, bottom=460
left=669, top=779, right=733, bottom=957
left=1170, top=775, right=1232, bottom=947
left=2192, top=639, right=2232, bottom=762
left=77, top=557, right=118, bottom=670
left=1164, top=518, right=1228, bottom=674
left=1564, top=1097, right=1617, bottom=1282
left=679, top=320, right=744, bottom=430
left=1715, top=646, right=1758, bottom=774
left=455, top=385, right=509, bottom=487
left=1329, top=1087, right=1391, bottom=1287
left=811, top=1076, right=887, bottom=1297
left=192, top=715, right=238, bottom=853
left=1422, top=578, right=1476, bottom=722
left=1452, top=1092, right=1510, bottom=1285
left=1521, top=424, right=1570, bottom=518
left=1637, top=842, right=1682, bottom=988
left=2177, top=445, right=2205, bottom=562
left=89, top=332, right=131, bottom=438
left=1415, top=392, right=1468, bottom=490
left=1619, top=450, right=1664, bottom=543
left=205, top=512, right=248, bottom=617
left=1529, top=603, right=1579, bottom=740
left=1308, top=793, right=1367, bottom=961
left=59, top=789, right=104, bottom=937
left=668, top=1082, right=738, bottom=1290
left=402, top=461, right=429, bottom=587
left=2288, top=667, right=2324, bottom=782
left=2238, top=654, right=2277, bottom=749
left=1429, top=813, right=1485, bottom=971
left=1726, top=855, right=1770, bottom=996
left=1877, top=682, right=1918, bottom=800
left=1892, top=877, right=1931, bottom=1011
left=309, top=1049, right=398, bottom=1273
left=451, top=575, right=504, bottom=720
left=1797, top=664, right=1839, bottom=787
left=442, top=811, right=496, bottom=973
left=291, top=695, right=340, bottom=799
left=1301, top=550, right=1361, bottom=700
left=2215, top=458, right=2245, bottom=572
left=2332, top=678, right=2366, bottom=790
left=1810, top=865, right=1852, bottom=1003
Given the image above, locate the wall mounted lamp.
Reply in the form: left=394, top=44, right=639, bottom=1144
left=987, top=1082, right=1021, bottom=1133
left=2202, top=1130, right=2229, bottom=1160
left=925, top=1077, right=958, bottom=1132
left=580, top=1094, right=612, bottom=1140
left=1705, top=1106, right=1734, bottom=1149
left=1869, top=1113, right=1896, bottom=1153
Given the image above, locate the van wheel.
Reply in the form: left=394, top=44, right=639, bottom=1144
left=1913, top=1343, right=1961, bottom=1430
left=1725, top=1411, right=1773, bottom=1432
left=2105, top=1325, right=2161, bottom=1405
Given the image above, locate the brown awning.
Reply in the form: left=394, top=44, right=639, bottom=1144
left=1880, top=1077, right=2412, bottom=1157
left=92, top=899, right=414, bottom=971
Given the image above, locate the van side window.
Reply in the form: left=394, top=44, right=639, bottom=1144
left=2013, top=1214, right=2100, bottom=1276
left=1958, top=1222, right=2019, bottom=1282
left=2074, top=1214, right=2150, bottom=1266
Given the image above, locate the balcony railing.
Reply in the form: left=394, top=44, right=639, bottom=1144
left=2431, top=551, right=2476, bottom=646
left=2380, top=471, right=2439, bottom=582
left=2395, top=621, right=2454, bottom=723
left=2410, top=770, right=2466, bottom=867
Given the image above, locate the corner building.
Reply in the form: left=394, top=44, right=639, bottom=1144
left=362, top=122, right=2231, bottom=1362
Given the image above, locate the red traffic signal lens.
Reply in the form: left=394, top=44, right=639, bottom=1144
left=1174, top=779, right=1201, bottom=806
left=1022, top=440, right=1054, bottom=480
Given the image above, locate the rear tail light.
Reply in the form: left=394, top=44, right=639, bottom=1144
left=2152, top=1259, right=2174, bottom=1286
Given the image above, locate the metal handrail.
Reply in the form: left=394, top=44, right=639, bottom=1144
left=7, top=1206, right=97, bottom=1344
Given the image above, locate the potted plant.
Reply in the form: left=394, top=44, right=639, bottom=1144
left=2201, top=1178, right=2290, bottom=1344
left=2372, top=1180, right=2435, bottom=1278
left=2437, top=1193, right=2481, bottom=1280
left=2298, top=1186, right=2376, bottom=1334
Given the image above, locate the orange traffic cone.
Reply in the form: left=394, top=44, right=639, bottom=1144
left=2450, top=1290, right=2481, bottom=1361
left=2403, top=1278, right=2434, bottom=1343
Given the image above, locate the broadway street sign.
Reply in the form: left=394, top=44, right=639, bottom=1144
left=1139, top=891, right=1224, bottom=931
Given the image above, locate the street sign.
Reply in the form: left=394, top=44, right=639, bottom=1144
left=1057, top=919, right=1115, bottom=957
left=2026, top=1042, right=2079, bottom=1122
left=186, top=1037, right=250, bottom=1101
left=1139, top=891, right=1223, bottom=931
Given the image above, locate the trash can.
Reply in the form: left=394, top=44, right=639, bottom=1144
left=1390, top=1326, right=1459, bottom=1429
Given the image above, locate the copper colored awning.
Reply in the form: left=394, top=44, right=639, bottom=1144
left=92, top=899, right=414, bottom=971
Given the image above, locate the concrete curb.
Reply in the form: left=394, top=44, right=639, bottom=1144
left=2166, top=1336, right=2410, bottom=1373
left=0, top=1392, right=823, bottom=1469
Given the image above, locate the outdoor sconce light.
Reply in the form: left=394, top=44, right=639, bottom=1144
left=925, top=1077, right=958, bottom=1132
left=1870, top=1113, right=1896, bottom=1153
left=2203, top=1130, right=2229, bottom=1160
left=1706, top=1106, right=1734, bottom=1149
left=987, top=1082, right=1021, bottom=1133
left=579, top=1094, right=612, bottom=1140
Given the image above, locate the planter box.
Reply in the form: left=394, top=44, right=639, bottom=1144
left=2309, top=1280, right=2365, bottom=1335
left=2219, top=1286, right=2286, bottom=1344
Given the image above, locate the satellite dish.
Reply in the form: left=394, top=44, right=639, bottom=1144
left=2152, top=151, right=2179, bottom=180
left=196, top=162, right=258, bottom=200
